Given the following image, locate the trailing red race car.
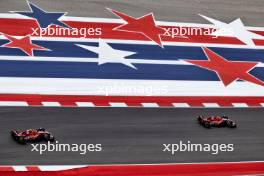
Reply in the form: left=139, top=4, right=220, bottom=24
left=197, top=115, right=237, bottom=128
left=11, top=128, right=55, bottom=144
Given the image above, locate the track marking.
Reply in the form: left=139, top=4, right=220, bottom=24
left=41, top=102, right=61, bottom=107
left=0, top=77, right=264, bottom=97
left=76, top=102, right=95, bottom=107
left=260, top=103, right=264, bottom=107
left=0, top=101, right=28, bottom=106
left=172, top=103, right=190, bottom=107
left=39, top=165, right=86, bottom=171
left=202, top=103, right=220, bottom=107
left=141, top=103, right=159, bottom=107
left=0, top=95, right=261, bottom=108
left=12, top=166, right=27, bottom=171
left=109, top=102, right=128, bottom=107
left=2, top=161, right=264, bottom=176
left=232, top=103, right=249, bottom=107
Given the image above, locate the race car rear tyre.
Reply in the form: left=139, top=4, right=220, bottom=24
left=10, top=131, right=16, bottom=138
left=222, top=116, right=228, bottom=119
left=37, top=128, right=45, bottom=132
left=17, top=136, right=26, bottom=144
left=204, top=122, right=211, bottom=128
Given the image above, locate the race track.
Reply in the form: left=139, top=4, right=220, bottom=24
left=1, top=0, right=264, bottom=26
left=0, top=107, right=263, bottom=165
left=0, top=0, right=263, bottom=166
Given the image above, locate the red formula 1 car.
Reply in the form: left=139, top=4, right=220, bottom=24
left=11, top=128, right=55, bottom=144
left=197, top=115, right=237, bottom=128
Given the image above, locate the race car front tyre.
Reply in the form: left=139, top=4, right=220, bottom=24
left=44, top=133, right=55, bottom=142
left=227, top=121, right=237, bottom=128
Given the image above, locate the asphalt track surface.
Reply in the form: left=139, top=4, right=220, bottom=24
left=0, top=107, right=263, bottom=165
left=0, top=0, right=264, bottom=26
left=0, top=0, right=263, bottom=165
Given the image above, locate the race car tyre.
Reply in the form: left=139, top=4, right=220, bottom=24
left=10, top=131, right=16, bottom=138
left=197, top=116, right=202, bottom=123
left=44, top=133, right=55, bottom=142
left=37, top=128, right=45, bottom=132
left=49, top=135, right=55, bottom=142
left=230, top=123, right=237, bottom=128
left=227, top=121, right=237, bottom=128
left=17, top=136, right=26, bottom=144
left=204, top=122, right=211, bottom=128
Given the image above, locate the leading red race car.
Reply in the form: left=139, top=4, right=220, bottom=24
left=197, top=115, right=237, bottom=128
left=11, top=128, right=55, bottom=144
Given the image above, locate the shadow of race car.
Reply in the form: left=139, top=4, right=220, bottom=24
left=11, top=128, right=55, bottom=144
left=197, top=115, right=237, bottom=128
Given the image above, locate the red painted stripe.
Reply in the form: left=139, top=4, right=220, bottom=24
left=25, top=167, right=40, bottom=171
left=93, top=102, right=110, bottom=106
left=58, top=101, right=77, bottom=107
left=124, top=102, right=143, bottom=107
left=0, top=94, right=263, bottom=107
left=246, top=102, right=262, bottom=107
left=157, top=102, right=173, bottom=107
left=217, top=102, right=233, bottom=107
left=1, top=162, right=264, bottom=176
left=69, top=162, right=264, bottom=176
left=0, top=172, right=59, bottom=176
left=0, top=167, right=15, bottom=171
left=27, top=101, right=43, bottom=106
left=0, top=18, right=263, bottom=46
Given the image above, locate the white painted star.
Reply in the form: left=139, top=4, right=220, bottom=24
left=199, top=14, right=264, bottom=46
left=76, top=39, right=137, bottom=69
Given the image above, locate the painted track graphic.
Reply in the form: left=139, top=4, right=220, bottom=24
left=0, top=0, right=264, bottom=104
left=0, top=0, right=264, bottom=175
left=1, top=162, right=264, bottom=176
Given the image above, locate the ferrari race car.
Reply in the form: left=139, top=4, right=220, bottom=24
left=197, top=115, right=237, bottom=128
left=11, top=128, right=55, bottom=144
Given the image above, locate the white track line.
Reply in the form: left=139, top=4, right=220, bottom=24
left=2, top=36, right=264, bottom=49
left=0, top=101, right=28, bottom=106
left=75, top=102, right=95, bottom=107
left=39, top=165, right=86, bottom=171
left=141, top=103, right=159, bottom=107
left=109, top=102, right=127, bottom=107
left=172, top=103, right=190, bottom=107
left=0, top=56, right=263, bottom=68
left=202, top=103, right=220, bottom=107
left=0, top=77, right=263, bottom=97
left=232, top=103, right=249, bottom=107
left=41, top=102, right=61, bottom=107
left=12, top=166, right=28, bottom=171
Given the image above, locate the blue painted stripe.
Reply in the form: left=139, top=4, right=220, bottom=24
left=0, top=40, right=264, bottom=63
left=0, top=60, right=263, bottom=81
